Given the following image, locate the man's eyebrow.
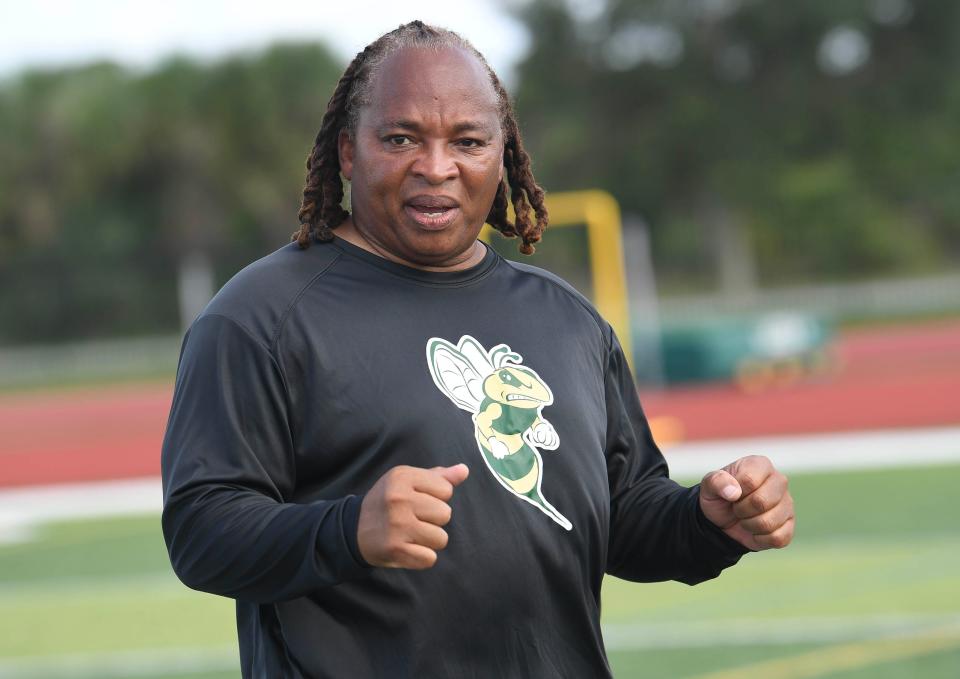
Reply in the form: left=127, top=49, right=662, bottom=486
left=378, top=119, right=420, bottom=132
left=449, top=120, right=495, bottom=135
left=377, top=119, right=495, bottom=136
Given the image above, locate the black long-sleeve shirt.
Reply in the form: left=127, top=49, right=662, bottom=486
left=161, top=236, right=749, bottom=678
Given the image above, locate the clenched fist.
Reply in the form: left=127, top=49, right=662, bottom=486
left=358, top=463, right=469, bottom=569
left=700, top=455, right=795, bottom=552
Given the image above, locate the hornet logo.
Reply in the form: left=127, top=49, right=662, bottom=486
left=426, top=335, right=571, bottom=530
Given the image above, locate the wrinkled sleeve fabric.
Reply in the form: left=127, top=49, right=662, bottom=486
left=161, top=313, right=369, bottom=604
left=603, top=329, right=750, bottom=585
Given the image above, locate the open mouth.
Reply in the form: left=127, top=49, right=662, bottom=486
left=506, top=394, right=540, bottom=402
left=404, top=202, right=460, bottom=229
left=412, top=206, right=452, bottom=218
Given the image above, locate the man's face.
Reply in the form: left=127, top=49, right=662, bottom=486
left=338, top=47, right=505, bottom=267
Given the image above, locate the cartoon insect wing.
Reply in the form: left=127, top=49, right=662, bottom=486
left=426, top=338, right=487, bottom=412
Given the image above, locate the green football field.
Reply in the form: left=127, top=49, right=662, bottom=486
left=1, top=464, right=957, bottom=678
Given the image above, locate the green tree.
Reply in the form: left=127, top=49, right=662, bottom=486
left=0, top=43, right=343, bottom=343
left=510, top=0, right=960, bottom=290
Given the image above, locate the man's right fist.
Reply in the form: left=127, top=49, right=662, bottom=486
left=357, top=463, right=469, bottom=569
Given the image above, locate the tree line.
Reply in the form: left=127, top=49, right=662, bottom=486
left=1, top=0, right=958, bottom=343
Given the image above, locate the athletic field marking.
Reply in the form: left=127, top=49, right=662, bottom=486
left=0, top=645, right=237, bottom=679
left=1, top=426, right=958, bottom=543
left=2, top=621, right=957, bottom=678
left=664, top=425, right=960, bottom=478
left=0, top=573, right=185, bottom=602
left=0, top=477, right=159, bottom=544
left=687, top=623, right=960, bottom=679
left=602, top=614, right=960, bottom=650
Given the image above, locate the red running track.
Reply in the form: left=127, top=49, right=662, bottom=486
left=640, top=320, right=960, bottom=441
left=2, top=320, right=958, bottom=488
left=0, top=385, right=173, bottom=487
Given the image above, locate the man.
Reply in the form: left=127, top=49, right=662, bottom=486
left=161, top=21, right=794, bottom=678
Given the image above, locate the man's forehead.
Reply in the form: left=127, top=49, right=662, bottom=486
left=360, top=47, right=500, bottom=122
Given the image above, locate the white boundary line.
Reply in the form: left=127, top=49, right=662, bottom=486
left=0, top=645, right=237, bottom=679
left=0, top=426, right=958, bottom=542
left=602, top=614, right=960, bottom=650
left=1, top=615, right=958, bottom=677
left=664, top=426, right=960, bottom=479
left=0, top=477, right=160, bottom=544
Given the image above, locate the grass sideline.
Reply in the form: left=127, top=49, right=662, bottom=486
left=0, top=464, right=957, bottom=678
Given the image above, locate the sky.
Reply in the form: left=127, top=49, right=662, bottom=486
left=0, top=0, right=531, bottom=85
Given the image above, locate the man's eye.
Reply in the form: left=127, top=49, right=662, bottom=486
left=458, top=138, right=483, bottom=148
left=387, top=135, right=412, bottom=146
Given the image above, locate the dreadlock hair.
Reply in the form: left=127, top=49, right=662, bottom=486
left=292, top=20, right=548, bottom=255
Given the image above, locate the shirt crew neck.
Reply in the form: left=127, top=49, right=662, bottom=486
left=328, top=235, right=499, bottom=286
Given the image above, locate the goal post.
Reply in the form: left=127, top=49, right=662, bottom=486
left=480, top=189, right=633, bottom=371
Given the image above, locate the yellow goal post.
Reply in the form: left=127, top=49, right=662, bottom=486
left=480, top=189, right=633, bottom=370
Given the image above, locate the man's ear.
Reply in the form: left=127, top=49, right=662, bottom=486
left=338, top=128, right=354, bottom=181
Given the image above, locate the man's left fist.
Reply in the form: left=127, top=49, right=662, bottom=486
left=700, top=455, right=794, bottom=551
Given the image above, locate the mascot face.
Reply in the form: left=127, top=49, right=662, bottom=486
left=483, top=367, right=551, bottom=410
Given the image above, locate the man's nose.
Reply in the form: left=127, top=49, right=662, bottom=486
left=411, top=142, right=459, bottom=184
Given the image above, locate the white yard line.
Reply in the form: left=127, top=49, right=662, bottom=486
left=664, top=425, right=960, bottom=479
left=0, top=426, right=958, bottom=543
left=0, top=572, right=180, bottom=601
left=0, top=645, right=237, bottom=679
left=602, top=613, right=960, bottom=650
left=1, top=615, right=958, bottom=677
left=0, top=477, right=160, bottom=544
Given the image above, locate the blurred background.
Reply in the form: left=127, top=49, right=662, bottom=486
left=1, top=0, right=958, bottom=677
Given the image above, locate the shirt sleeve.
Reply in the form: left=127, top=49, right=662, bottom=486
left=161, top=313, right=370, bottom=604
left=603, top=328, right=750, bottom=585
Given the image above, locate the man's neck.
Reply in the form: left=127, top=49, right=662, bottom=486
left=332, top=218, right=487, bottom=272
